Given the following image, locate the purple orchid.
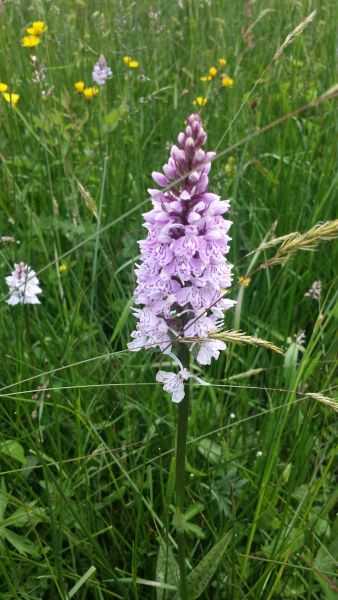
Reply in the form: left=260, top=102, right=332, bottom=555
left=128, top=113, right=235, bottom=401
left=92, top=55, right=112, bottom=86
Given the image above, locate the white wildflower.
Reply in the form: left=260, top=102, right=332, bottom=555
left=92, top=54, right=112, bottom=86
left=196, top=339, right=226, bottom=365
left=305, top=280, right=322, bottom=301
left=6, top=262, right=42, bottom=305
left=295, top=330, right=306, bottom=347
left=156, top=368, right=191, bottom=403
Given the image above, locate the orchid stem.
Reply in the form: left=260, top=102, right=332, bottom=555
left=175, top=344, right=190, bottom=600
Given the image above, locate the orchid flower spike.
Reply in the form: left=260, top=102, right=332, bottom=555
left=128, top=113, right=235, bottom=402
left=92, top=54, right=112, bottom=86
left=6, top=262, right=42, bottom=305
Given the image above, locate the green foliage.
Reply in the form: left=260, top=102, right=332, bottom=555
left=0, top=481, right=44, bottom=558
left=175, top=531, right=232, bottom=600
left=156, top=539, right=179, bottom=599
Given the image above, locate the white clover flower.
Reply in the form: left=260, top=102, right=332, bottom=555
left=6, top=262, right=42, bottom=305
left=92, top=54, right=112, bottom=86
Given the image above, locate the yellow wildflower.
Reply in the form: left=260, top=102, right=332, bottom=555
left=0, top=82, right=8, bottom=93
left=200, top=75, right=212, bottom=82
left=221, top=75, right=234, bottom=88
left=74, top=80, right=85, bottom=93
left=59, top=262, right=69, bottom=273
left=2, top=92, right=20, bottom=107
left=21, top=35, right=41, bottom=48
left=123, top=56, right=139, bottom=68
left=26, top=21, right=47, bottom=35
left=83, top=86, right=99, bottom=99
left=193, top=96, right=208, bottom=107
left=239, top=276, right=251, bottom=287
left=209, top=66, right=218, bottom=78
left=218, top=58, right=227, bottom=66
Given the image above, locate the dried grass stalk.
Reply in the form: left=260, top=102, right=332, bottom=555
left=273, top=10, right=317, bottom=62
left=259, top=219, right=338, bottom=268
left=76, top=179, right=98, bottom=220
left=181, top=330, right=283, bottom=355
left=228, top=367, right=265, bottom=380
left=312, top=83, right=338, bottom=105
left=306, top=392, right=338, bottom=413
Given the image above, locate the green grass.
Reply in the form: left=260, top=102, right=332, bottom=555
left=0, top=0, right=337, bottom=598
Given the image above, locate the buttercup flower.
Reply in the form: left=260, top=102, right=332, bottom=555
left=221, top=75, right=234, bottom=88
left=209, top=66, right=218, bottom=78
left=6, top=263, right=42, bottom=305
left=0, top=82, right=8, bottom=92
left=123, top=56, right=139, bottom=69
left=2, top=92, right=20, bottom=107
left=74, top=80, right=85, bottom=93
left=26, top=21, right=47, bottom=35
left=83, top=86, right=99, bottom=99
left=193, top=96, right=208, bottom=106
left=21, top=35, right=41, bottom=48
left=200, top=75, right=212, bottom=82
left=218, top=58, right=227, bottom=66
left=128, top=113, right=235, bottom=401
left=92, top=54, right=112, bottom=86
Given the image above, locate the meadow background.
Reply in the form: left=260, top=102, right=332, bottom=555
left=0, top=0, right=337, bottom=598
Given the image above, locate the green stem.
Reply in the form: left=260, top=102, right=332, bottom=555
left=175, top=345, right=190, bottom=600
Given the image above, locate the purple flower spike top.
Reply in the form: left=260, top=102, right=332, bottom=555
left=128, top=113, right=235, bottom=401
left=6, top=262, right=42, bottom=305
left=92, top=55, right=112, bottom=86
